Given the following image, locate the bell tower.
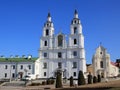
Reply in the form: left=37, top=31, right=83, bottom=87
left=43, top=12, right=54, bottom=37
left=40, top=12, right=54, bottom=49
left=69, top=10, right=86, bottom=73
left=70, top=10, right=82, bottom=35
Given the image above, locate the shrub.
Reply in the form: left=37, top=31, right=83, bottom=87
left=78, top=70, right=85, bottom=85
left=70, top=76, right=74, bottom=87
left=51, top=79, right=55, bottom=84
left=47, top=79, right=51, bottom=85
left=42, top=81, right=46, bottom=85
left=98, top=74, right=101, bottom=82
left=55, top=71, right=62, bottom=88
left=93, top=76, right=97, bottom=83
left=88, top=72, right=92, bottom=84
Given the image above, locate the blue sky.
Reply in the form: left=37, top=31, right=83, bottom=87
left=0, top=0, right=120, bottom=63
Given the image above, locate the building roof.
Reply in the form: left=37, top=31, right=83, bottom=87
left=111, top=62, right=118, bottom=66
left=0, top=57, right=38, bottom=62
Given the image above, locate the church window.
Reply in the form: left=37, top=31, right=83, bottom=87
left=73, top=51, right=77, bottom=56
left=73, top=72, right=76, bottom=77
left=58, top=35, right=63, bottom=47
left=58, top=62, right=62, bottom=69
left=5, top=65, right=8, bottom=69
left=73, top=62, right=77, bottom=68
left=5, top=73, right=7, bottom=78
left=44, top=53, right=47, bottom=57
left=74, top=27, right=77, bottom=34
left=46, top=29, right=49, bottom=36
left=44, top=41, right=47, bottom=46
left=58, top=52, right=62, bottom=58
left=74, top=39, right=77, bottom=45
left=74, top=20, right=76, bottom=24
left=12, top=65, right=15, bottom=69
left=20, top=65, right=23, bottom=69
left=100, top=61, right=103, bottom=68
left=12, top=73, right=15, bottom=78
left=100, top=52, right=102, bottom=54
left=44, top=72, right=46, bottom=76
left=43, top=63, right=47, bottom=69
left=47, top=23, right=49, bottom=27
left=28, top=65, right=31, bottom=70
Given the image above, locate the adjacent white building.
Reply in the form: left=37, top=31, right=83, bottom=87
left=92, top=45, right=119, bottom=78
left=0, top=57, right=36, bottom=80
left=35, top=10, right=86, bottom=79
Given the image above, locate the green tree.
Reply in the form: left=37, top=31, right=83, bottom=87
left=78, top=70, right=85, bottom=85
left=88, top=72, right=92, bottom=84
left=93, top=76, right=97, bottom=83
left=70, top=76, right=74, bottom=87
left=97, top=74, right=101, bottom=82
left=55, top=71, right=62, bottom=88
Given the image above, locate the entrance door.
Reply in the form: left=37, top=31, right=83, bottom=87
left=18, top=72, right=23, bottom=79
left=101, top=72, right=104, bottom=78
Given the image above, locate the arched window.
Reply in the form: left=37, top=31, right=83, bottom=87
left=44, top=41, right=47, bottom=46
left=74, top=39, right=77, bottom=45
left=73, top=51, right=77, bottom=56
left=74, top=27, right=77, bottom=34
left=100, top=61, right=103, bottom=68
left=58, top=35, right=63, bottom=47
left=58, top=52, right=62, bottom=58
left=74, top=20, right=76, bottom=24
left=46, top=29, right=49, bottom=36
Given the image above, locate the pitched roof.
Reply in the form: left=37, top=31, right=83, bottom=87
left=0, top=57, right=38, bottom=62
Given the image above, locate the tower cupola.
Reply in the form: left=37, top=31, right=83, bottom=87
left=47, top=12, right=51, bottom=22
left=71, top=10, right=80, bottom=25
left=44, top=12, right=53, bottom=27
left=74, top=9, right=78, bottom=18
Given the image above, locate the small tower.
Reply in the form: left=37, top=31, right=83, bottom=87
left=40, top=12, right=55, bottom=50
left=74, top=9, right=78, bottom=18
left=69, top=9, right=84, bottom=48
left=69, top=10, right=86, bottom=73
left=70, top=9, right=82, bottom=35
left=43, top=12, right=54, bottom=37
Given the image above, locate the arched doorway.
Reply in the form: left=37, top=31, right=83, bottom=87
left=18, top=72, right=23, bottom=79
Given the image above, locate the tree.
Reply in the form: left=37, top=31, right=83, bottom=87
left=93, top=76, right=97, bottom=83
left=97, top=74, right=101, bottom=82
left=88, top=72, right=92, bottom=84
left=78, top=70, right=85, bottom=85
left=55, top=71, right=62, bottom=88
left=70, top=76, right=74, bottom=87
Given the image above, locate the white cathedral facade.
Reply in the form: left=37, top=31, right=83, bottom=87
left=35, top=10, right=86, bottom=79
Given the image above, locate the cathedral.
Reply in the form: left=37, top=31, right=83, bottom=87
left=35, top=10, right=86, bottom=79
